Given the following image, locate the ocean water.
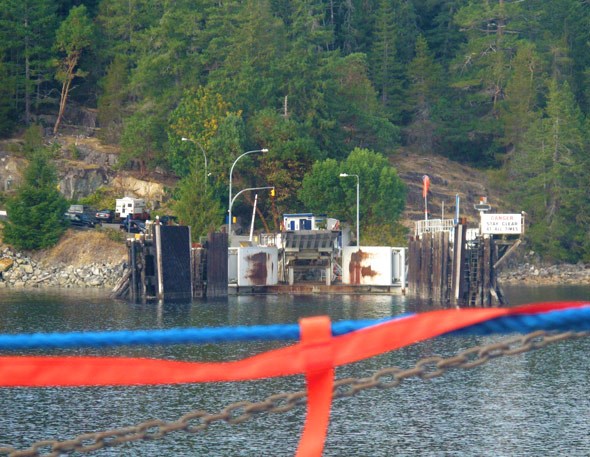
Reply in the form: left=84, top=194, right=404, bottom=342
left=0, top=285, right=589, bottom=456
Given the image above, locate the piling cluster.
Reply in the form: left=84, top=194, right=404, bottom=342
left=0, top=248, right=126, bottom=289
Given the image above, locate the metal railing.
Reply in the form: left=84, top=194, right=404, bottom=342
left=414, top=219, right=456, bottom=237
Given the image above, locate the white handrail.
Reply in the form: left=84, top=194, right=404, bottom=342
left=414, top=218, right=456, bottom=237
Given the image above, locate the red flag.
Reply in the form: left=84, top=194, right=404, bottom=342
left=422, top=175, right=430, bottom=198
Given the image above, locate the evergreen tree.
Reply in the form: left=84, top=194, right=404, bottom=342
left=327, top=53, right=400, bottom=152
left=332, top=0, right=375, bottom=55
left=119, top=110, right=167, bottom=173
left=3, top=140, right=68, bottom=250
left=171, top=170, right=224, bottom=242
left=249, top=108, right=318, bottom=229
left=509, top=79, right=587, bottom=261
left=97, top=55, right=129, bottom=144
left=0, top=58, right=16, bottom=136
left=369, top=0, right=405, bottom=123
left=534, top=0, right=590, bottom=112
left=452, top=0, right=521, bottom=112
left=413, top=0, right=467, bottom=61
left=406, top=34, right=442, bottom=152
left=126, top=0, right=207, bottom=103
left=206, top=0, right=284, bottom=119
left=0, top=0, right=57, bottom=126
left=275, top=0, right=342, bottom=156
left=499, top=42, right=541, bottom=150
left=53, top=4, right=94, bottom=134
left=449, top=0, right=527, bottom=162
left=116, top=1, right=212, bottom=172
left=96, top=0, right=162, bottom=59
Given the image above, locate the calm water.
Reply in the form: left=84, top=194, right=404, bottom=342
left=1, top=285, right=590, bottom=456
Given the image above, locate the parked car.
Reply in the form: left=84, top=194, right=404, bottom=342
left=66, top=212, right=97, bottom=228
left=95, top=209, right=115, bottom=223
left=120, top=219, right=146, bottom=234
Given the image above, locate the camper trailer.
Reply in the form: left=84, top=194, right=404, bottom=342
left=115, top=197, right=150, bottom=221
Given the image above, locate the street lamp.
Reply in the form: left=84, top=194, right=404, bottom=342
left=339, top=173, right=360, bottom=247
left=230, top=186, right=275, bottom=216
left=228, top=148, right=268, bottom=238
left=181, top=137, right=208, bottom=182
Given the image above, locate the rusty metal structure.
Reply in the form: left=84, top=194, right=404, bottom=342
left=279, top=230, right=340, bottom=285
left=114, top=229, right=229, bottom=301
left=228, top=246, right=278, bottom=288
left=341, top=246, right=406, bottom=287
left=113, top=224, right=199, bottom=302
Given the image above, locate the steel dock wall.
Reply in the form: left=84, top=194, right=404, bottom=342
left=206, top=232, right=228, bottom=297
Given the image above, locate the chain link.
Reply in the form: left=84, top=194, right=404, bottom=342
left=1, top=330, right=587, bottom=457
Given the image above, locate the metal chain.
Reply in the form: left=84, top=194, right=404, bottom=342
left=1, top=330, right=587, bottom=457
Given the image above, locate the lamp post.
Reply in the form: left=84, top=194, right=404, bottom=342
left=181, top=137, right=208, bottom=183
left=230, top=186, right=275, bottom=217
left=228, top=148, right=268, bottom=238
left=339, top=173, right=360, bottom=247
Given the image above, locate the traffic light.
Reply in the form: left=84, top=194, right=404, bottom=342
left=270, top=188, right=276, bottom=198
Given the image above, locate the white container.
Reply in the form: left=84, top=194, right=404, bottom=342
left=342, top=246, right=406, bottom=286
left=230, top=246, right=279, bottom=286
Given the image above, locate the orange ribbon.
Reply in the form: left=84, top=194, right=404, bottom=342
left=0, top=302, right=587, bottom=388
left=296, top=316, right=334, bottom=457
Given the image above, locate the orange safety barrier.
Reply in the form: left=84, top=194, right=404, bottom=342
left=0, top=302, right=586, bottom=388
left=1, top=302, right=588, bottom=455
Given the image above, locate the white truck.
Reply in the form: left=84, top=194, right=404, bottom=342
left=115, top=197, right=150, bottom=221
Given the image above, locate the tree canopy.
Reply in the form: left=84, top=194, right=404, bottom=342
left=299, top=148, right=407, bottom=246
left=3, top=129, right=69, bottom=250
left=0, top=0, right=589, bottom=258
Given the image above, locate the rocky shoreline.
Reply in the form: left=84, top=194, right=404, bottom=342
left=0, top=244, right=588, bottom=291
left=0, top=247, right=126, bottom=290
left=498, top=262, right=590, bottom=285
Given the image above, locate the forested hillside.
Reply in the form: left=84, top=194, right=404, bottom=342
left=1, top=1, right=589, bottom=261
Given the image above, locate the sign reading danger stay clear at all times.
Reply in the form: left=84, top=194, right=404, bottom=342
left=481, top=213, right=523, bottom=234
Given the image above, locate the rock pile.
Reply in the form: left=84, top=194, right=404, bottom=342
left=0, top=247, right=126, bottom=289
left=498, top=262, right=590, bottom=285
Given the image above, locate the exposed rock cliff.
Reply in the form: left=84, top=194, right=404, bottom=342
left=0, top=135, right=177, bottom=208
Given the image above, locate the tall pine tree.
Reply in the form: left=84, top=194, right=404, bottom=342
left=406, top=34, right=442, bottom=152
left=0, top=0, right=57, bottom=126
left=4, top=135, right=68, bottom=250
left=509, top=79, right=587, bottom=261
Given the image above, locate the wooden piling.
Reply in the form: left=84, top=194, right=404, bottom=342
left=408, top=224, right=504, bottom=307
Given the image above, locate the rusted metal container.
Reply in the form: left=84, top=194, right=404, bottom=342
left=229, top=246, right=279, bottom=287
left=342, top=247, right=406, bottom=287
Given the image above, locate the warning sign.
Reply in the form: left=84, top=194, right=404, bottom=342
left=481, top=213, right=522, bottom=234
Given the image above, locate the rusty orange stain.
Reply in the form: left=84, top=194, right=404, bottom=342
left=349, top=249, right=379, bottom=284
left=246, top=252, right=269, bottom=285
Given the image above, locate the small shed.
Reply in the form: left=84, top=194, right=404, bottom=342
left=282, top=213, right=339, bottom=231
